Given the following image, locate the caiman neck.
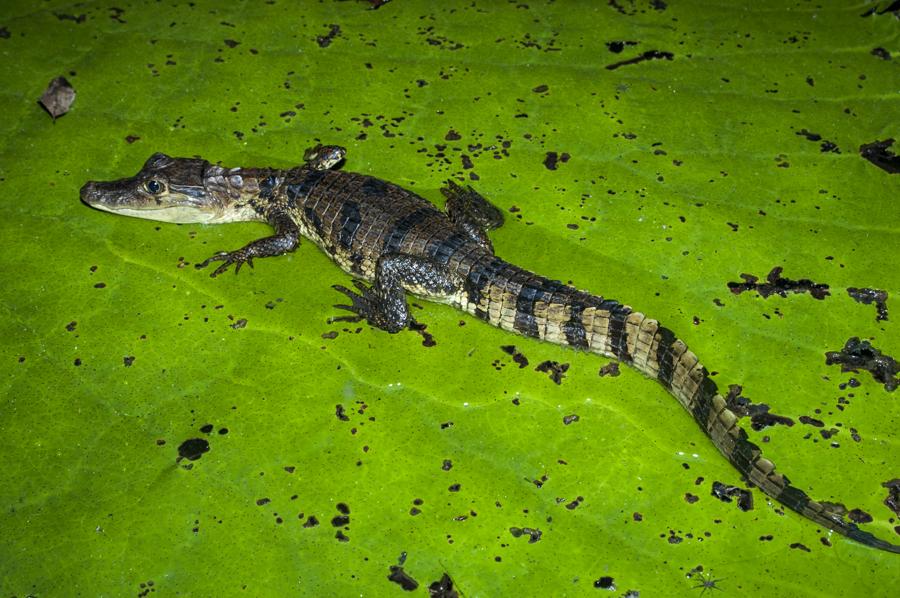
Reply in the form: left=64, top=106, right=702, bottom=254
left=203, top=164, right=297, bottom=223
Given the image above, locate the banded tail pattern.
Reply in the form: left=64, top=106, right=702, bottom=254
left=460, top=257, right=900, bottom=553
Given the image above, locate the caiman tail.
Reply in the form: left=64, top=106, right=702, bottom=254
left=460, top=256, right=900, bottom=553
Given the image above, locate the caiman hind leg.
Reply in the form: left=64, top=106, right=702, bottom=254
left=197, top=211, right=300, bottom=277
left=441, top=180, right=505, bottom=253
left=332, top=253, right=463, bottom=333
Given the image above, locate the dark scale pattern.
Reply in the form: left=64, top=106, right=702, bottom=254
left=776, top=484, right=812, bottom=512
left=655, top=326, right=679, bottom=387
left=689, top=375, right=718, bottom=431
left=464, top=255, right=507, bottom=319
left=729, top=432, right=759, bottom=473
left=408, top=214, right=452, bottom=258
left=361, top=177, right=389, bottom=197
left=514, top=276, right=562, bottom=338
left=563, top=301, right=589, bottom=349
left=383, top=206, right=441, bottom=254
left=605, top=302, right=632, bottom=361
left=303, top=206, right=323, bottom=237
left=508, top=270, right=539, bottom=337
left=286, top=169, right=326, bottom=207
left=338, top=201, right=362, bottom=249
left=258, top=173, right=279, bottom=200
left=426, top=232, right=470, bottom=266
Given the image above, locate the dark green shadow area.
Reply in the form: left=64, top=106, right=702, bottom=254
left=1, top=1, right=898, bottom=595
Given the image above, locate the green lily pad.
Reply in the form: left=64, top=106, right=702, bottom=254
left=1, top=1, right=898, bottom=596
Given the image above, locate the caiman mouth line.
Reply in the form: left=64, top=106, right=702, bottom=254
left=86, top=202, right=223, bottom=224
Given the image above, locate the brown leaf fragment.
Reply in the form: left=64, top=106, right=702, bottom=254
left=39, top=76, right=76, bottom=121
left=599, top=361, right=620, bottom=377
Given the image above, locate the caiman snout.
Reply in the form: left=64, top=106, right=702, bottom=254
left=80, top=179, right=121, bottom=207
left=79, top=180, right=100, bottom=205
left=80, top=178, right=143, bottom=210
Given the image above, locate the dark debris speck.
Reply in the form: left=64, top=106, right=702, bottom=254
left=606, top=49, right=673, bottom=70
left=316, top=24, right=341, bottom=48
left=848, top=508, right=873, bottom=524
left=847, top=287, right=889, bottom=321
left=177, top=437, right=209, bottom=461
left=509, top=526, right=542, bottom=543
left=725, top=384, right=794, bottom=430
left=387, top=566, right=418, bottom=591
left=825, top=337, right=898, bottom=392
left=500, top=345, right=529, bottom=368
left=428, top=573, right=458, bottom=598
left=535, top=360, right=569, bottom=384
left=859, top=138, right=900, bottom=174
left=711, top=481, right=753, bottom=511
left=882, top=479, right=900, bottom=516
left=543, top=151, right=570, bottom=171
left=728, top=266, right=829, bottom=300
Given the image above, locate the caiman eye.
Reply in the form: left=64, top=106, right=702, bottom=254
left=146, top=180, right=163, bottom=194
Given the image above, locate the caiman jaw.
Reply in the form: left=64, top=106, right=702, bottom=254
left=80, top=179, right=223, bottom=223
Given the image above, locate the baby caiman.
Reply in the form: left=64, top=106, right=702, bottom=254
left=80, top=146, right=900, bottom=553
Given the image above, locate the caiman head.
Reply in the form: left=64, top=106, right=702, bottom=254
left=81, top=153, right=250, bottom=224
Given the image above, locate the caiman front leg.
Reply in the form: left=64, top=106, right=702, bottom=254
left=196, top=211, right=300, bottom=277
left=441, top=180, right=505, bottom=253
left=332, top=253, right=462, bottom=333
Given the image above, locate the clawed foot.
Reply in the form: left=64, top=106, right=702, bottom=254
left=330, top=280, right=376, bottom=323
left=195, top=250, right=255, bottom=277
left=330, top=280, right=404, bottom=333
